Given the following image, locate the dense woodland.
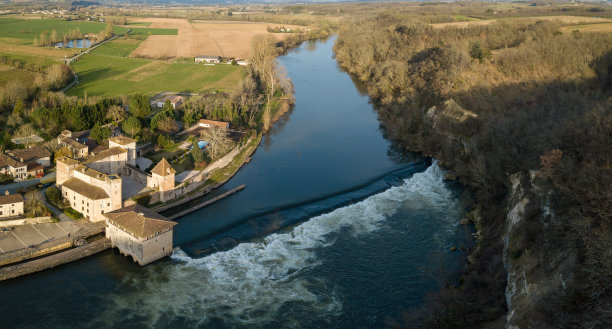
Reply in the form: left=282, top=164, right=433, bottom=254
left=335, top=12, right=611, bottom=328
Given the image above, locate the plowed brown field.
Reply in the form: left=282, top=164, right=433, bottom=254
left=129, top=18, right=301, bottom=59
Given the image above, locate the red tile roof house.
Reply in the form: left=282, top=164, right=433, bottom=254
left=198, top=119, right=230, bottom=129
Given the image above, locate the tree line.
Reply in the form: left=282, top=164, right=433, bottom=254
left=335, top=12, right=611, bottom=328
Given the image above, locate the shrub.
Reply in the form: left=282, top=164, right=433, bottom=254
left=45, top=186, right=64, bottom=209
left=64, top=207, right=83, bottom=220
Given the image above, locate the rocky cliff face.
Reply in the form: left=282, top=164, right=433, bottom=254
left=504, top=171, right=577, bottom=328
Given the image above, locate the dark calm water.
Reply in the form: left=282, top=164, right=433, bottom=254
left=0, top=37, right=471, bottom=328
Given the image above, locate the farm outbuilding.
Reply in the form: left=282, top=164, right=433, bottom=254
left=152, top=95, right=184, bottom=109
left=195, top=55, right=221, bottom=63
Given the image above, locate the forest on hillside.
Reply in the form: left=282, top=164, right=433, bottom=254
left=335, top=13, right=611, bottom=328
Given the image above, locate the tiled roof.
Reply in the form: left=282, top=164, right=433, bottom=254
left=195, top=55, right=221, bottom=59
left=198, top=119, right=229, bottom=129
left=0, top=194, right=23, bottom=205
left=6, top=146, right=51, bottom=163
left=59, top=136, right=88, bottom=150
left=56, top=156, right=79, bottom=166
left=74, top=164, right=117, bottom=183
left=108, top=136, right=136, bottom=145
left=0, top=153, right=26, bottom=169
left=62, top=177, right=110, bottom=200
left=104, top=204, right=177, bottom=239
left=81, top=147, right=126, bottom=165
left=151, top=158, right=175, bottom=177
left=26, top=162, right=43, bottom=172
left=156, top=95, right=183, bottom=104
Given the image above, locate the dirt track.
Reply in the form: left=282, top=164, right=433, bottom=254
left=130, top=18, right=301, bottom=59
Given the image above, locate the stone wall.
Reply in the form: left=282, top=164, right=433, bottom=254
left=0, top=216, right=51, bottom=227
left=0, top=238, right=110, bottom=281
left=141, top=230, right=173, bottom=265
left=122, top=166, right=150, bottom=186
left=106, top=223, right=144, bottom=263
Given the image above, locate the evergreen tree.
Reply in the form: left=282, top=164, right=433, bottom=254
left=122, top=116, right=141, bottom=138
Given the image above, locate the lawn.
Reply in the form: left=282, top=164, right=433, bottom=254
left=67, top=54, right=245, bottom=97
left=91, top=39, right=141, bottom=57
left=0, top=18, right=128, bottom=45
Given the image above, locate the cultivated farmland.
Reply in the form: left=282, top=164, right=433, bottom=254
left=66, top=54, right=244, bottom=97
left=0, top=17, right=128, bottom=44
left=129, top=18, right=302, bottom=59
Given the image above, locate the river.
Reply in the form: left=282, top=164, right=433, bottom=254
left=0, top=37, right=471, bottom=328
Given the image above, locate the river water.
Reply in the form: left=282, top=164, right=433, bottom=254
left=0, top=37, right=471, bottom=328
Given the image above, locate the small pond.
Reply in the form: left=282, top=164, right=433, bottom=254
left=54, top=38, right=93, bottom=49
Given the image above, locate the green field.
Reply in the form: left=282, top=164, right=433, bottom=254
left=0, top=66, right=40, bottom=87
left=127, top=22, right=152, bottom=27
left=91, top=39, right=141, bottom=57
left=0, top=51, right=60, bottom=68
left=0, top=18, right=128, bottom=45
left=125, top=27, right=178, bottom=40
left=67, top=54, right=245, bottom=97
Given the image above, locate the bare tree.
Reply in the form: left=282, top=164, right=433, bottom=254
left=201, top=127, right=232, bottom=160
left=106, top=105, right=127, bottom=122
left=157, top=116, right=178, bottom=134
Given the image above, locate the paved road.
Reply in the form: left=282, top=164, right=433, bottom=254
left=1, top=172, right=56, bottom=195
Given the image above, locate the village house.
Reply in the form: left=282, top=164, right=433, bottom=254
left=198, top=119, right=230, bottom=130
left=104, top=204, right=177, bottom=266
left=6, top=146, right=52, bottom=167
left=152, top=95, right=183, bottom=109
left=0, top=153, right=27, bottom=180
left=27, top=163, right=44, bottom=178
left=149, top=158, right=175, bottom=192
left=108, top=136, right=137, bottom=167
left=0, top=191, right=24, bottom=219
left=195, top=55, right=221, bottom=63
left=58, top=130, right=89, bottom=158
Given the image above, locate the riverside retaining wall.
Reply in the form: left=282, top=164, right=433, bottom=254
left=0, top=238, right=111, bottom=281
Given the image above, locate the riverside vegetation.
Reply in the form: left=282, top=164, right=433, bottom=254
left=334, top=8, right=611, bottom=329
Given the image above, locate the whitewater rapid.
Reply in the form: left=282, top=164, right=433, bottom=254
left=90, top=163, right=464, bottom=328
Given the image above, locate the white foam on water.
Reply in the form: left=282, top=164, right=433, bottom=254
left=92, top=162, right=460, bottom=328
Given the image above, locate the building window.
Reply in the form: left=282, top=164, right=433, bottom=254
left=0, top=211, right=2, bottom=215
left=11, top=210, right=14, bottom=214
